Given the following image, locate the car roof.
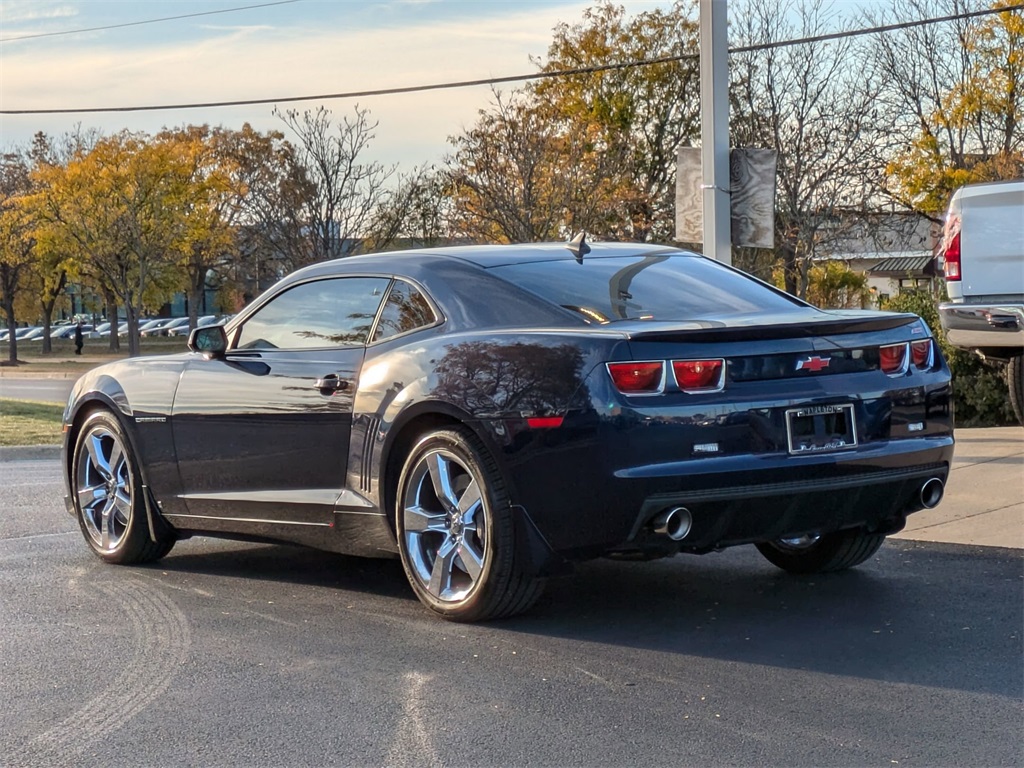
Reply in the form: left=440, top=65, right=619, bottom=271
left=289, top=241, right=693, bottom=279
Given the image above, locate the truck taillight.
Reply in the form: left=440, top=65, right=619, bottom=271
left=942, top=215, right=961, bottom=281
left=672, top=359, right=725, bottom=392
left=606, top=361, right=665, bottom=394
left=880, top=343, right=908, bottom=375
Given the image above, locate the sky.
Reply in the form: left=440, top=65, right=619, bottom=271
left=0, top=0, right=873, bottom=169
left=0, top=0, right=661, bottom=168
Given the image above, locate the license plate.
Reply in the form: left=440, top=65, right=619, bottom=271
left=786, top=404, right=857, bottom=454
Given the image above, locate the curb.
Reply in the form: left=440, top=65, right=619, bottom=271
left=0, top=444, right=61, bottom=461
left=0, top=371, right=83, bottom=379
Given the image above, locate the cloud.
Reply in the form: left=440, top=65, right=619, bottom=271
left=0, top=1, right=76, bottom=25
left=0, top=1, right=668, bottom=166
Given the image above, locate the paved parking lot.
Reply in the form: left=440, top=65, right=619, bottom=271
left=1, top=428, right=1021, bottom=767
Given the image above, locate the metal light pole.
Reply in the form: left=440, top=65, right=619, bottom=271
left=700, top=0, right=731, bottom=265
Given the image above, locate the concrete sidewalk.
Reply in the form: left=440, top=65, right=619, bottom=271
left=2, top=427, right=1021, bottom=548
left=892, top=425, right=1024, bottom=549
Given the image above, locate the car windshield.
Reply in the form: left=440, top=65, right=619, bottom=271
left=489, top=253, right=802, bottom=323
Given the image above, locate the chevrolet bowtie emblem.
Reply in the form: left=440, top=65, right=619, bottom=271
left=796, top=356, right=831, bottom=372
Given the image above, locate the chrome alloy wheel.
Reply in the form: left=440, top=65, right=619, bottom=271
left=401, top=448, right=488, bottom=602
left=775, top=533, right=822, bottom=550
left=75, top=425, right=134, bottom=553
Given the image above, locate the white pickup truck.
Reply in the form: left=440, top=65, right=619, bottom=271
left=938, top=179, right=1024, bottom=424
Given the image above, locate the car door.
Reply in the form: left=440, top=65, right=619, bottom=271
left=170, top=276, right=391, bottom=527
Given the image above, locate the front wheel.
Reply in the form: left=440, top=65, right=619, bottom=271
left=71, top=411, right=175, bottom=564
left=755, top=529, right=885, bottom=574
left=395, top=427, right=544, bottom=622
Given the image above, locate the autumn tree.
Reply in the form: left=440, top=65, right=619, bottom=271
left=798, top=260, right=870, bottom=309
left=446, top=2, right=701, bottom=244
left=447, top=91, right=613, bottom=242
left=364, top=165, right=456, bottom=251
left=0, top=149, right=35, bottom=364
left=211, top=123, right=308, bottom=300
left=23, top=129, right=100, bottom=352
left=872, top=0, right=1024, bottom=215
left=532, top=0, right=702, bottom=241
left=731, top=0, right=890, bottom=296
left=25, top=131, right=199, bottom=355
left=158, top=126, right=244, bottom=332
left=275, top=105, right=394, bottom=265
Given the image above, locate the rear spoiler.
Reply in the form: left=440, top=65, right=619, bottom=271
left=624, top=313, right=920, bottom=343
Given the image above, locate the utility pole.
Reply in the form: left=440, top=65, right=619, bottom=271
left=700, top=0, right=731, bottom=265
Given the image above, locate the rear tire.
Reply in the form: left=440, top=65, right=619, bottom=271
left=756, top=529, right=885, bottom=574
left=395, top=426, right=544, bottom=622
left=1006, top=354, right=1024, bottom=426
left=71, top=411, right=175, bottom=565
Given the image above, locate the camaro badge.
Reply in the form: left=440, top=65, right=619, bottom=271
left=796, top=355, right=831, bottom=372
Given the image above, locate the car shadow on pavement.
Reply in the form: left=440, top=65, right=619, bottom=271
left=509, top=539, right=1024, bottom=699
left=152, top=539, right=416, bottom=602
left=149, top=537, right=1022, bottom=700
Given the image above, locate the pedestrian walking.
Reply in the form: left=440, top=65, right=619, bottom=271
left=74, top=320, right=83, bottom=355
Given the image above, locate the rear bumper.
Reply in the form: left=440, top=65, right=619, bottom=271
left=939, top=301, right=1024, bottom=348
left=627, top=457, right=948, bottom=553
left=509, top=433, right=954, bottom=559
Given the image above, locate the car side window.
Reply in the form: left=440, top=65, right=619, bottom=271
left=236, top=277, right=391, bottom=350
left=372, top=280, right=437, bottom=343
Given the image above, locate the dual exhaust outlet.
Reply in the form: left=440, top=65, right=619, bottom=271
left=651, top=506, right=693, bottom=541
left=648, top=477, right=944, bottom=542
left=920, top=477, right=944, bottom=509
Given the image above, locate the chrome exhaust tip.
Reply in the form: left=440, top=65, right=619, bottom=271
left=920, top=477, right=944, bottom=509
left=651, top=507, right=693, bottom=541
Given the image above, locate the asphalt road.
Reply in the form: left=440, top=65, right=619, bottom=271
left=2, top=458, right=1022, bottom=768
left=0, top=378, right=75, bottom=404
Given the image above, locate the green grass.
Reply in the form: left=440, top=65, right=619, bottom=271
left=0, top=398, right=64, bottom=446
left=0, top=336, right=186, bottom=373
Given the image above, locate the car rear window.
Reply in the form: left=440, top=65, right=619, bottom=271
left=489, top=254, right=801, bottom=322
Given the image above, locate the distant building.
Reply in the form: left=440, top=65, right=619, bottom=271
left=817, top=210, right=941, bottom=303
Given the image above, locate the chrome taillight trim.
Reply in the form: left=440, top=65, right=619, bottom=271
left=879, top=342, right=910, bottom=377
left=910, top=339, right=935, bottom=370
left=671, top=358, right=727, bottom=393
left=605, top=360, right=666, bottom=396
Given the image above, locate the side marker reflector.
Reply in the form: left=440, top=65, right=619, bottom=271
left=526, top=416, right=564, bottom=429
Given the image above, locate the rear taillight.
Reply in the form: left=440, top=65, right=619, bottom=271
left=911, top=339, right=933, bottom=369
left=942, top=215, right=961, bottom=281
left=879, top=343, right=908, bottom=375
left=607, top=361, right=665, bottom=394
left=672, top=359, right=725, bottom=392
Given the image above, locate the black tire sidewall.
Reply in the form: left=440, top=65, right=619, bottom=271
left=756, top=528, right=885, bottom=574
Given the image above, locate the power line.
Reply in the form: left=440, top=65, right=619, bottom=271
left=2, top=2, right=1020, bottom=115
left=0, top=0, right=303, bottom=44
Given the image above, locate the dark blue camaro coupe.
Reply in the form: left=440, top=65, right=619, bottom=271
left=63, top=242, right=954, bottom=621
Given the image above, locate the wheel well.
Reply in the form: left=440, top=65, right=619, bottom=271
left=66, top=401, right=112, bottom=479
left=66, top=401, right=143, bottom=487
left=382, top=412, right=465, bottom=536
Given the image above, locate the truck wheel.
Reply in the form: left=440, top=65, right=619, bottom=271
left=1007, top=355, right=1024, bottom=426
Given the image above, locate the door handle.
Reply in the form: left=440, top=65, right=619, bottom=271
left=314, top=374, right=349, bottom=393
